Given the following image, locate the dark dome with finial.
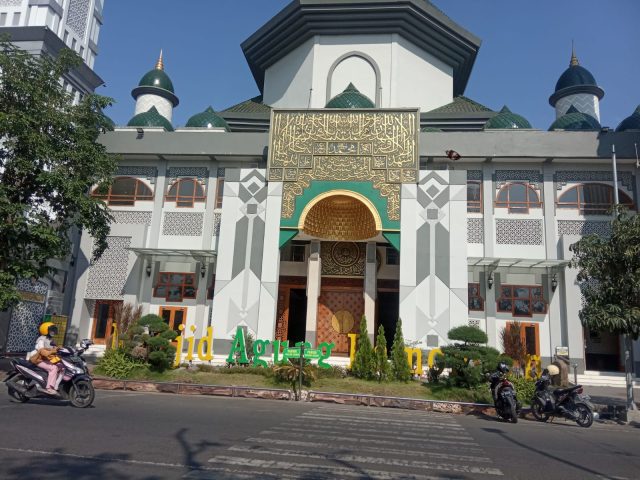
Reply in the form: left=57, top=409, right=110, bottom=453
left=131, top=51, right=179, bottom=107
left=484, top=106, right=532, bottom=129
left=549, top=105, right=600, bottom=131
left=186, top=107, right=230, bottom=130
left=326, top=83, right=374, bottom=108
left=549, top=49, right=604, bottom=106
left=616, top=106, right=640, bottom=132
left=127, top=106, right=174, bottom=131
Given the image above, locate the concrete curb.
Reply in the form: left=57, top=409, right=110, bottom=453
left=93, top=378, right=494, bottom=415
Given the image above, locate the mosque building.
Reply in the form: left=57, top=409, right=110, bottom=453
left=68, top=0, right=640, bottom=381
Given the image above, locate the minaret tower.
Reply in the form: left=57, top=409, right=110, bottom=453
left=549, top=46, right=604, bottom=121
left=131, top=51, right=179, bottom=122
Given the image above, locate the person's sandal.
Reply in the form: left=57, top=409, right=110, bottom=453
left=45, top=388, right=58, bottom=395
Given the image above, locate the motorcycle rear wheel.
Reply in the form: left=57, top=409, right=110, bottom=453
left=69, top=380, right=95, bottom=408
left=7, top=377, right=29, bottom=403
left=574, top=403, right=593, bottom=428
left=531, top=398, right=550, bottom=422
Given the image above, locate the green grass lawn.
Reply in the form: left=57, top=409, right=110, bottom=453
left=93, top=366, right=493, bottom=404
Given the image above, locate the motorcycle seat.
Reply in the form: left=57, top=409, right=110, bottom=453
left=14, top=358, right=49, bottom=376
left=553, top=385, right=581, bottom=396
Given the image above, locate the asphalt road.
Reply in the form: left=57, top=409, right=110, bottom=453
left=0, top=390, right=638, bottom=480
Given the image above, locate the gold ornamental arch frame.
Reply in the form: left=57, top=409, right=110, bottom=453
left=298, top=189, right=383, bottom=232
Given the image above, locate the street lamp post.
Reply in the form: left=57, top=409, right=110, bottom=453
left=612, top=144, right=636, bottom=412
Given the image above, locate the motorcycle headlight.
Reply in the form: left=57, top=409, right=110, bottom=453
left=73, top=366, right=85, bottom=375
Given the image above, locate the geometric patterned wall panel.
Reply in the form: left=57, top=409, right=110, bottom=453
left=168, top=167, right=208, bottom=182
left=555, top=94, right=599, bottom=120
left=6, top=279, right=48, bottom=353
left=496, top=219, right=543, bottom=245
left=85, top=236, right=131, bottom=300
left=116, top=166, right=157, bottom=179
left=467, top=170, right=483, bottom=181
left=162, top=212, right=204, bottom=236
left=0, top=0, right=22, bottom=6
left=66, top=0, right=90, bottom=39
left=110, top=211, right=152, bottom=226
left=213, top=212, right=222, bottom=236
left=555, top=170, right=635, bottom=191
left=557, top=220, right=611, bottom=237
left=495, top=170, right=543, bottom=189
left=467, top=218, right=484, bottom=243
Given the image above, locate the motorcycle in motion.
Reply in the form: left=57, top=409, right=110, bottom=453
left=531, top=368, right=594, bottom=428
left=488, top=362, right=521, bottom=423
left=4, top=339, right=95, bottom=408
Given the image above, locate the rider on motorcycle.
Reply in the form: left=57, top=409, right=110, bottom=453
left=489, top=362, right=510, bottom=401
left=26, top=322, right=62, bottom=395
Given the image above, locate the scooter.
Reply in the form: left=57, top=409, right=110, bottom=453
left=4, top=339, right=95, bottom=408
left=488, top=363, right=520, bottom=423
left=531, top=369, right=594, bottom=428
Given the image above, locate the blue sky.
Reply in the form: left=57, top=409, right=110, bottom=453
left=95, top=0, right=639, bottom=130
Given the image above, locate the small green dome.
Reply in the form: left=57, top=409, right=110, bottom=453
left=484, top=106, right=532, bottom=129
left=127, top=106, right=174, bottom=131
left=616, top=106, right=640, bottom=132
left=326, top=83, right=374, bottom=108
left=185, top=106, right=229, bottom=130
left=549, top=105, right=601, bottom=131
left=421, top=126, right=443, bottom=132
left=131, top=52, right=179, bottom=107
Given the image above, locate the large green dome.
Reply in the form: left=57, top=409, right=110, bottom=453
left=127, top=106, right=174, bottom=131
left=616, top=106, right=640, bottom=132
left=326, top=83, right=374, bottom=108
left=484, top=106, right=532, bottom=129
left=549, top=105, right=600, bottom=131
left=185, top=107, right=229, bottom=130
left=131, top=52, right=179, bottom=107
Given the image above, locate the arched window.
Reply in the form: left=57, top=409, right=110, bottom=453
left=495, top=183, right=541, bottom=213
left=166, top=178, right=206, bottom=207
left=557, top=183, right=634, bottom=214
left=467, top=181, right=482, bottom=213
left=91, top=177, right=153, bottom=206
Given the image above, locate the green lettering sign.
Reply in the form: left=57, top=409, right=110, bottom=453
left=226, top=326, right=248, bottom=364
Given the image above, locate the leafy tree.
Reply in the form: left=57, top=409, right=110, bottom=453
left=374, top=324, right=390, bottom=382
left=0, top=38, right=116, bottom=309
left=448, top=325, right=488, bottom=345
left=352, top=315, right=376, bottom=380
left=390, top=318, right=412, bottom=381
left=570, top=206, right=640, bottom=338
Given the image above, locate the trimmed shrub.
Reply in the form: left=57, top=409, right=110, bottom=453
left=390, top=318, right=412, bottom=382
left=375, top=324, right=390, bottom=382
left=134, top=314, right=177, bottom=372
left=352, top=316, right=376, bottom=380
left=508, top=375, right=537, bottom=405
left=95, top=348, right=147, bottom=379
left=448, top=325, right=488, bottom=345
left=442, top=343, right=513, bottom=388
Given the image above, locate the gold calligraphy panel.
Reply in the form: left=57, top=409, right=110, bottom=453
left=268, top=110, right=419, bottom=221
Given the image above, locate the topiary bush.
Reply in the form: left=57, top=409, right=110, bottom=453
left=352, top=316, right=376, bottom=380
left=391, top=318, right=412, bottom=382
left=374, top=324, right=390, bottom=382
left=95, top=348, right=147, bottom=379
left=135, top=314, right=177, bottom=372
left=448, top=325, right=488, bottom=345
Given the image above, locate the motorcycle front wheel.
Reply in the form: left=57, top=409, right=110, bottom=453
left=8, top=377, right=29, bottom=403
left=531, top=398, right=550, bottom=422
left=574, top=403, right=593, bottom=428
left=69, top=380, right=95, bottom=408
left=507, top=397, right=518, bottom=423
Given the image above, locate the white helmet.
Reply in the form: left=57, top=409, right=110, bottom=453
left=546, top=364, right=560, bottom=376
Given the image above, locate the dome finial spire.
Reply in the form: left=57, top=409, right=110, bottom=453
left=155, top=49, right=164, bottom=71
left=570, top=41, right=579, bottom=66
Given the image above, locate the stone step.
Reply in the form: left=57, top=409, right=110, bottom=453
left=577, top=374, right=638, bottom=387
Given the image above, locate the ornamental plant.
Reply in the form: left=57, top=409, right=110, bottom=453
left=130, top=314, right=177, bottom=372
left=390, top=318, right=412, bottom=381
left=352, top=316, right=376, bottom=380
left=374, top=324, right=390, bottom=382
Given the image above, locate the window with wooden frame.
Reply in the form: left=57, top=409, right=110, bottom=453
left=215, top=177, right=225, bottom=209
left=91, top=177, right=153, bottom=206
left=557, top=183, right=634, bottom=215
left=507, top=321, right=540, bottom=356
left=166, top=178, right=206, bottom=207
left=159, top=306, right=186, bottom=335
left=153, top=272, right=196, bottom=301
left=468, top=283, right=484, bottom=311
left=495, top=182, right=541, bottom=214
left=467, top=181, right=482, bottom=213
left=497, top=285, right=546, bottom=316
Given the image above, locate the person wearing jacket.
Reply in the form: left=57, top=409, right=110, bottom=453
left=27, top=321, right=63, bottom=395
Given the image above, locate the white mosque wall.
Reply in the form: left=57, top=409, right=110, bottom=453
left=135, top=94, right=173, bottom=122
left=554, top=93, right=600, bottom=121
left=263, top=37, right=316, bottom=108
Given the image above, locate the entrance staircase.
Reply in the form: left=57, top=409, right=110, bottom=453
left=577, top=370, right=639, bottom=387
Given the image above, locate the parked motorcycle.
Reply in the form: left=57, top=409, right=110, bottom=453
left=4, top=339, right=95, bottom=408
left=531, top=369, right=594, bottom=428
left=488, top=362, right=520, bottom=423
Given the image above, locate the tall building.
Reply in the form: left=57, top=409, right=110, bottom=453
left=0, top=0, right=105, bottom=354
left=69, top=0, right=640, bottom=382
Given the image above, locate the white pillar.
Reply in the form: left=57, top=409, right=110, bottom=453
left=305, top=240, right=321, bottom=345
left=364, top=242, right=377, bottom=341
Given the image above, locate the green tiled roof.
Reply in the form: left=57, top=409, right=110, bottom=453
left=484, top=106, right=532, bottom=129
left=186, top=106, right=230, bottom=130
left=127, top=106, right=174, bottom=131
left=427, top=96, right=493, bottom=114
left=138, top=68, right=175, bottom=94
left=222, top=95, right=271, bottom=113
left=616, top=105, right=640, bottom=132
left=549, top=105, right=600, bottom=131
left=325, top=83, right=374, bottom=109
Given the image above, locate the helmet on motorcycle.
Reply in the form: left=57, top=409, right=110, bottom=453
left=546, top=364, right=560, bottom=376
left=497, top=362, right=509, bottom=374
left=38, top=322, right=58, bottom=337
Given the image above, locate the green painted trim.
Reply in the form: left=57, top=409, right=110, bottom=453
left=279, top=229, right=298, bottom=248
left=383, top=232, right=401, bottom=252
left=281, top=180, right=399, bottom=230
